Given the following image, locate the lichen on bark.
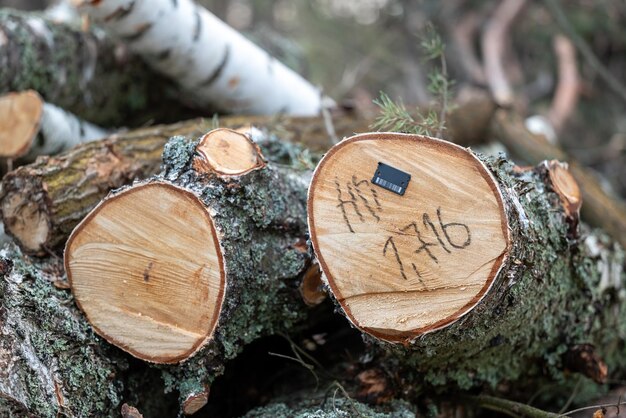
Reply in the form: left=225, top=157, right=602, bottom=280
left=0, top=245, right=128, bottom=417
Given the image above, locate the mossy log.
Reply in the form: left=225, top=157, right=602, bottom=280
left=243, top=398, right=418, bottom=418
left=0, top=246, right=129, bottom=418
left=0, top=10, right=197, bottom=126
left=1, top=94, right=495, bottom=257
left=64, top=129, right=318, bottom=413
left=308, top=133, right=626, bottom=390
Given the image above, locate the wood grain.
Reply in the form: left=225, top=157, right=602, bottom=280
left=193, top=128, right=266, bottom=176
left=308, top=133, right=510, bottom=342
left=65, top=182, right=225, bottom=363
left=0, top=90, right=42, bottom=158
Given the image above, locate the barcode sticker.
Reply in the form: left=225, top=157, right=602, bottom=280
left=371, top=162, right=410, bottom=196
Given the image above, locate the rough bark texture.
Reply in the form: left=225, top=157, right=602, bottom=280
left=73, top=132, right=318, bottom=411
left=489, top=109, right=626, bottom=248
left=1, top=94, right=495, bottom=256
left=356, top=156, right=626, bottom=392
left=243, top=398, right=418, bottom=418
left=0, top=120, right=202, bottom=256
left=0, top=10, right=197, bottom=126
left=0, top=245, right=128, bottom=418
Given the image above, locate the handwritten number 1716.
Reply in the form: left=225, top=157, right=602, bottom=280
left=384, top=207, right=471, bottom=283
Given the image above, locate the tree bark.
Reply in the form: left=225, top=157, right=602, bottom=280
left=308, top=133, right=626, bottom=390
left=0, top=9, right=198, bottom=126
left=489, top=109, right=626, bottom=248
left=74, top=0, right=325, bottom=115
left=1, top=94, right=495, bottom=256
left=0, top=246, right=129, bottom=418
left=243, top=398, right=418, bottom=418
left=0, top=90, right=108, bottom=160
left=0, top=119, right=203, bottom=256
left=64, top=129, right=318, bottom=412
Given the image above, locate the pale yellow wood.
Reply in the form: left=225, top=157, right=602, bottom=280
left=0, top=90, right=43, bottom=158
left=65, top=182, right=225, bottom=363
left=194, top=128, right=265, bottom=176
left=1, top=190, right=49, bottom=251
left=308, top=133, right=510, bottom=342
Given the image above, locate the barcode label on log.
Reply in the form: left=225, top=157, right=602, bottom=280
left=372, top=162, right=410, bottom=196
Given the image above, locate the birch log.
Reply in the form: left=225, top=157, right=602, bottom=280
left=0, top=90, right=108, bottom=160
left=308, top=132, right=626, bottom=388
left=73, top=0, right=324, bottom=115
left=0, top=10, right=196, bottom=126
left=64, top=129, right=316, bottom=410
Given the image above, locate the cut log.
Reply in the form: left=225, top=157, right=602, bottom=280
left=0, top=90, right=108, bottom=160
left=308, top=132, right=509, bottom=340
left=65, top=129, right=315, bottom=406
left=73, top=0, right=325, bottom=115
left=0, top=247, right=129, bottom=417
left=308, top=132, right=626, bottom=389
left=193, top=128, right=266, bottom=176
left=1, top=94, right=495, bottom=256
left=0, top=10, right=197, bottom=126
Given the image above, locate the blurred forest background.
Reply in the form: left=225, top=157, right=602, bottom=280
left=4, top=0, right=625, bottom=199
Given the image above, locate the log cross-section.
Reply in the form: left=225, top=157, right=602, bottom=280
left=65, top=182, right=225, bottom=363
left=308, top=133, right=510, bottom=342
left=193, top=128, right=266, bottom=176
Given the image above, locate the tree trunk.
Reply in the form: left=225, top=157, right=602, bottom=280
left=0, top=247, right=129, bottom=418
left=74, top=0, right=325, bottom=115
left=1, top=94, right=495, bottom=256
left=0, top=90, right=108, bottom=160
left=308, top=132, right=626, bottom=389
left=64, top=129, right=318, bottom=412
left=0, top=10, right=198, bottom=126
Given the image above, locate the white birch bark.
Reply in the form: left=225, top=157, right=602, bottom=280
left=31, top=101, right=109, bottom=158
left=0, top=91, right=108, bottom=160
left=72, top=0, right=326, bottom=116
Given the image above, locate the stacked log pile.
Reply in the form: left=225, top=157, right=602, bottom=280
left=0, top=1, right=625, bottom=418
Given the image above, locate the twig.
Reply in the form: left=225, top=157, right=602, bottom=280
left=450, top=11, right=487, bottom=85
left=558, top=377, right=582, bottom=414
left=467, top=395, right=560, bottom=418
left=482, top=0, right=528, bottom=106
left=438, top=54, right=449, bottom=137
left=560, top=400, right=626, bottom=417
left=548, top=34, right=580, bottom=134
left=543, top=0, right=626, bottom=104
